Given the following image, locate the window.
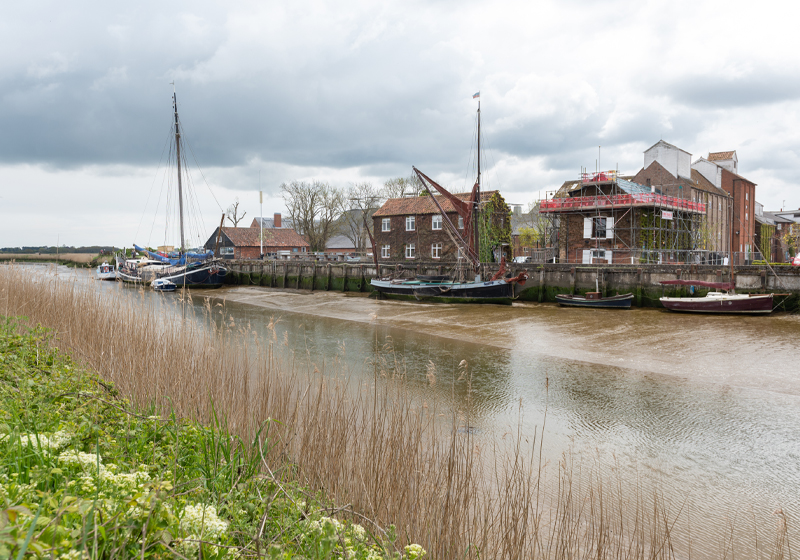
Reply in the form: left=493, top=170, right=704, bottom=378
left=431, top=243, right=442, bottom=259
left=458, top=216, right=464, bottom=229
left=745, top=212, right=748, bottom=221
left=432, top=214, right=442, bottom=230
left=382, top=218, right=391, bottom=232
left=292, top=248, right=298, bottom=252
left=405, top=244, right=415, bottom=259
left=593, top=217, right=606, bottom=238
left=719, top=201, right=721, bottom=212
left=220, top=247, right=234, bottom=255
left=406, top=216, right=415, bottom=231
left=381, top=245, right=390, bottom=258
left=746, top=193, right=749, bottom=201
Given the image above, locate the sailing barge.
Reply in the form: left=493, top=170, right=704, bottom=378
left=369, top=99, right=528, bottom=304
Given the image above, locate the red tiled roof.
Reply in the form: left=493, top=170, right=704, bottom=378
left=372, top=191, right=499, bottom=217
left=708, top=151, right=735, bottom=161
left=222, top=227, right=309, bottom=248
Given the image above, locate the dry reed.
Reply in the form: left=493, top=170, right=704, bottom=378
left=0, top=264, right=792, bottom=560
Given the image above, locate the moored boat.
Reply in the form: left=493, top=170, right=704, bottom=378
left=124, top=86, right=227, bottom=289
left=369, top=97, right=528, bottom=304
left=152, top=278, right=177, bottom=292
left=659, top=280, right=774, bottom=314
left=96, top=262, right=116, bottom=281
left=556, top=292, right=634, bottom=309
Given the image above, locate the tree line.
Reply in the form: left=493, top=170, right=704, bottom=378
left=278, top=175, right=424, bottom=253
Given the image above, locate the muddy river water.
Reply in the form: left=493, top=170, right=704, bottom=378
left=86, top=271, right=800, bottom=555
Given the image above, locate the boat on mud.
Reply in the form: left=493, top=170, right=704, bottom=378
left=369, top=98, right=528, bottom=304
left=659, top=280, right=774, bottom=314
left=556, top=292, right=634, bottom=309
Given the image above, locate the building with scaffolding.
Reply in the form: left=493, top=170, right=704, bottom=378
left=540, top=170, right=709, bottom=264
left=633, top=141, right=733, bottom=259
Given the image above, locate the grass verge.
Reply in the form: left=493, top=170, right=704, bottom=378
left=0, top=318, right=426, bottom=559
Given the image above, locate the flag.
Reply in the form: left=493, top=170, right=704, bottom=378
left=472, top=92, right=480, bottom=99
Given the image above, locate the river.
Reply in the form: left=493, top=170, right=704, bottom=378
left=73, top=268, right=800, bottom=555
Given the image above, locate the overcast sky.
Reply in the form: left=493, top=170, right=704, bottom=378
left=2, top=0, right=799, bottom=248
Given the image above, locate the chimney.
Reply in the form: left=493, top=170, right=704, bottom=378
left=274, top=213, right=281, bottom=228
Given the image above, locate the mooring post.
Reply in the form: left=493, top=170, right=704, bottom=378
left=297, top=264, right=302, bottom=289
left=359, top=265, right=365, bottom=292
left=570, top=267, right=576, bottom=295
left=311, top=263, right=317, bottom=291
left=326, top=264, right=332, bottom=291
left=538, top=269, right=545, bottom=303
left=636, top=267, right=643, bottom=307
left=282, top=263, right=288, bottom=288
left=342, top=265, right=348, bottom=292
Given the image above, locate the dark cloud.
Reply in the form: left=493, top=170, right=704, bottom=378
left=661, top=72, right=800, bottom=109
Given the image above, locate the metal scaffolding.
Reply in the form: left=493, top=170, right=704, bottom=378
left=539, top=171, right=713, bottom=265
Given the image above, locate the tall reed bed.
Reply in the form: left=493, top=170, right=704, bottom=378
left=0, top=265, right=792, bottom=559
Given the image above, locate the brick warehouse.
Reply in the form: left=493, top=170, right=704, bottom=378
left=372, top=191, right=510, bottom=262
left=204, top=226, right=309, bottom=259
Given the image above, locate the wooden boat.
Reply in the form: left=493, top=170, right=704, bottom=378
left=556, top=292, right=634, bottom=309
left=659, top=280, right=774, bottom=314
left=369, top=98, right=528, bottom=304
left=120, top=86, right=227, bottom=289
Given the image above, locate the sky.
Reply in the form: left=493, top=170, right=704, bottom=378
left=2, top=0, right=799, bottom=248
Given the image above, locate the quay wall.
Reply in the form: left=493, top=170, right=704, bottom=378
left=223, top=260, right=800, bottom=310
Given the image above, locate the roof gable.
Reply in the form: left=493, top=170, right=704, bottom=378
left=643, top=140, right=692, bottom=156
left=708, top=151, right=736, bottom=161
left=219, top=227, right=309, bottom=247
left=373, top=191, right=500, bottom=217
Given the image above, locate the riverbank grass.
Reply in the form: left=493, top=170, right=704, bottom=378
left=0, top=318, right=424, bottom=559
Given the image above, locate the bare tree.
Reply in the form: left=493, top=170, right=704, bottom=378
left=280, top=180, right=346, bottom=252
left=226, top=198, right=247, bottom=227
left=382, top=175, right=424, bottom=199
left=340, top=182, right=383, bottom=254
left=517, top=201, right=549, bottom=249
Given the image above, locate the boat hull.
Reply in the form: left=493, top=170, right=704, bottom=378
left=660, top=294, right=773, bottom=314
left=370, top=278, right=518, bottom=304
left=157, top=263, right=228, bottom=288
left=556, top=293, right=634, bottom=309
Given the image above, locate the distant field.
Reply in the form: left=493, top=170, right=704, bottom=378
left=0, top=253, right=98, bottom=264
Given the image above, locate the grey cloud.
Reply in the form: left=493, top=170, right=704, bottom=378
left=662, top=72, right=800, bottom=109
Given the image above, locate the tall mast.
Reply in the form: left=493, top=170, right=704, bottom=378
left=173, top=85, right=186, bottom=252
left=474, top=101, right=481, bottom=264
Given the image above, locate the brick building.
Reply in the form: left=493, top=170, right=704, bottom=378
left=204, top=226, right=309, bottom=259
left=541, top=173, right=707, bottom=264
left=372, top=191, right=509, bottom=262
left=633, top=141, right=732, bottom=255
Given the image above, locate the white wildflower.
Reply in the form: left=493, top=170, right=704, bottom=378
left=404, top=544, right=426, bottom=559
left=19, top=430, right=72, bottom=452
left=351, top=523, right=367, bottom=542
left=178, top=503, right=228, bottom=557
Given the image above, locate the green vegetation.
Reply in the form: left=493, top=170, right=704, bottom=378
left=0, top=319, right=425, bottom=559
left=478, top=192, right=512, bottom=262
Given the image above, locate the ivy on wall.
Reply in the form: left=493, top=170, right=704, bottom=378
left=478, top=191, right=512, bottom=262
left=758, top=223, right=775, bottom=260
